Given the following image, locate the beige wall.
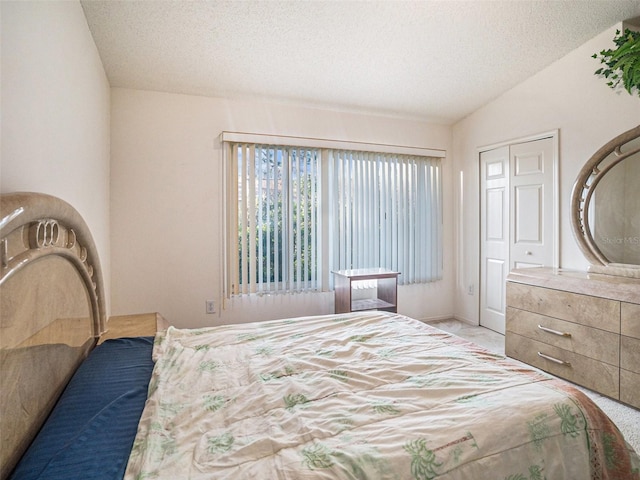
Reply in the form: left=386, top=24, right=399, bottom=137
left=110, top=90, right=453, bottom=327
left=1, top=1, right=112, bottom=305
left=452, top=24, right=640, bottom=324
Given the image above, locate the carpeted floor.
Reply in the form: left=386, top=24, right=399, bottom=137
left=427, top=318, right=640, bottom=454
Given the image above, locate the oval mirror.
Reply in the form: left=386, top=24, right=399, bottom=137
left=571, top=125, right=640, bottom=278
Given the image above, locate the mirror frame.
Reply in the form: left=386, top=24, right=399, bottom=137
left=570, top=124, right=640, bottom=276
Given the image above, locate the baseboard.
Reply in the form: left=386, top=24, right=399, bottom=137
left=415, top=314, right=480, bottom=327
left=451, top=314, right=479, bottom=327
left=417, top=313, right=455, bottom=323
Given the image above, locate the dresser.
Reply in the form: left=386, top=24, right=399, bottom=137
left=505, top=268, right=640, bottom=409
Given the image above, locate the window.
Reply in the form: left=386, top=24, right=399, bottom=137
left=224, top=135, right=443, bottom=296
left=228, top=144, right=321, bottom=295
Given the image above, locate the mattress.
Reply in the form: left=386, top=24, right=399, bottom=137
left=124, top=311, right=640, bottom=479
left=10, top=336, right=155, bottom=480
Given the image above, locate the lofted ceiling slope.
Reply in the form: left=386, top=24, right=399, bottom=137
left=81, top=0, right=640, bottom=124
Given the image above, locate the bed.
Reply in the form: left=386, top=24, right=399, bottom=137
left=2, top=192, right=639, bottom=480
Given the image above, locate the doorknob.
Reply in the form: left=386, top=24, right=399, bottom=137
left=525, top=251, right=532, bottom=255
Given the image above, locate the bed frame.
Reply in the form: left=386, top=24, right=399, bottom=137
left=0, top=192, right=106, bottom=479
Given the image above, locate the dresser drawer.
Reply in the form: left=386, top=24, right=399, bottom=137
left=620, top=369, right=640, bottom=409
left=507, top=283, right=620, bottom=333
left=622, top=304, right=640, bottom=392
left=621, top=335, right=640, bottom=374
left=506, top=333, right=619, bottom=398
left=621, top=302, right=640, bottom=340
left=506, top=307, right=619, bottom=366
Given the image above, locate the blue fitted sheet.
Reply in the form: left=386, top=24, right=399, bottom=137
left=10, top=336, right=154, bottom=480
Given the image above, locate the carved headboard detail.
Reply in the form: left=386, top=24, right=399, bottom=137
left=0, top=192, right=106, bottom=479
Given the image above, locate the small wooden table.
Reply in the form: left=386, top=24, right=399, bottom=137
left=333, top=268, right=399, bottom=314
left=98, top=312, right=169, bottom=344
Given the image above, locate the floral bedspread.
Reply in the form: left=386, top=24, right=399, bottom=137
left=124, top=311, right=640, bottom=479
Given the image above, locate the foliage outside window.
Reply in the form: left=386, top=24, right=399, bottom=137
left=233, top=145, right=320, bottom=295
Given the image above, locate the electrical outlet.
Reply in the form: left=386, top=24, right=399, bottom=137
left=206, top=300, right=215, bottom=314
left=467, top=284, right=474, bottom=295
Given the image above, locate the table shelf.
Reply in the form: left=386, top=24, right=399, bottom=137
left=333, top=268, right=399, bottom=314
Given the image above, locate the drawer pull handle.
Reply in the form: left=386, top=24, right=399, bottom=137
left=538, top=351, right=571, bottom=367
left=538, top=325, right=571, bottom=337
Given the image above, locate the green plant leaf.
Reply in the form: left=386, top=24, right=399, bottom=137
left=593, top=28, right=640, bottom=97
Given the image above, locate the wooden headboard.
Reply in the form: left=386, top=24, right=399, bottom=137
left=0, top=192, right=106, bottom=479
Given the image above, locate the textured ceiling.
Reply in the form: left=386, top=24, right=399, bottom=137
left=81, top=0, right=640, bottom=124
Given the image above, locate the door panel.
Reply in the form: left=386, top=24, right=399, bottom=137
left=514, top=261, right=542, bottom=268
left=485, top=258, right=505, bottom=313
left=514, top=151, right=544, bottom=175
left=486, top=189, right=505, bottom=240
left=514, top=185, right=542, bottom=243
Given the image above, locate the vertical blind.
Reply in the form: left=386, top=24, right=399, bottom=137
left=231, top=144, right=321, bottom=295
left=328, top=151, right=443, bottom=285
left=227, top=142, right=442, bottom=296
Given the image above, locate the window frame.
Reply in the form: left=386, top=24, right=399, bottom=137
left=222, top=132, right=445, bottom=298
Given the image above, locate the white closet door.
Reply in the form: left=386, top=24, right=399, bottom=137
left=480, top=136, right=557, bottom=334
